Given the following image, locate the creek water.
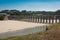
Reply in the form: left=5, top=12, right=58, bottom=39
left=0, top=26, right=47, bottom=38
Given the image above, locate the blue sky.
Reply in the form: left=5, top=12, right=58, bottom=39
left=0, top=0, right=60, bottom=11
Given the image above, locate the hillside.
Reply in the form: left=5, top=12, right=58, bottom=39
left=0, top=23, right=60, bottom=40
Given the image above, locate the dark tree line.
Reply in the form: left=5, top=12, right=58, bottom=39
left=0, top=10, right=60, bottom=16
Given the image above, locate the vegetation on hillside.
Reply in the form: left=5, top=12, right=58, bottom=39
left=0, top=10, right=60, bottom=20
left=0, top=15, right=5, bottom=20
left=0, top=10, right=60, bottom=16
left=0, top=23, right=60, bottom=40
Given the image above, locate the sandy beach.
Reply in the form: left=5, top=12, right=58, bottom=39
left=0, top=20, right=48, bottom=33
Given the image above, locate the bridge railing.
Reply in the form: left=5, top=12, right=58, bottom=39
left=8, top=15, right=60, bottom=24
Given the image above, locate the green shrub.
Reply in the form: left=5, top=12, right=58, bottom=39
left=0, top=15, right=5, bottom=20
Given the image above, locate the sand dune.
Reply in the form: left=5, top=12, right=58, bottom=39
left=0, top=20, right=48, bottom=33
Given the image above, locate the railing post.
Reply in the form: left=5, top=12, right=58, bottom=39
left=38, top=16, right=39, bottom=23
left=31, top=16, right=32, bottom=22
left=40, top=16, right=42, bottom=23
left=55, top=16, right=57, bottom=23
left=49, top=18, right=50, bottom=24
left=35, top=16, right=37, bottom=23
left=43, top=16, right=45, bottom=23
left=52, top=16, right=54, bottom=24
left=59, top=18, right=60, bottom=23
left=46, top=17, right=47, bottom=24
left=59, top=16, right=60, bottom=23
left=33, top=16, right=34, bottom=22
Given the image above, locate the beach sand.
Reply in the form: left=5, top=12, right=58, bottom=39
left=0, top=20, right=48, bottom=33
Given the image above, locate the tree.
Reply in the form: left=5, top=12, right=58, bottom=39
left=55, top=10, right=60, bottom=15
left=9, top=10, right=21, bottom=15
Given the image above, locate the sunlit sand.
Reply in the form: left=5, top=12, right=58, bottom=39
left=0, top=20, right=48, bottom=33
